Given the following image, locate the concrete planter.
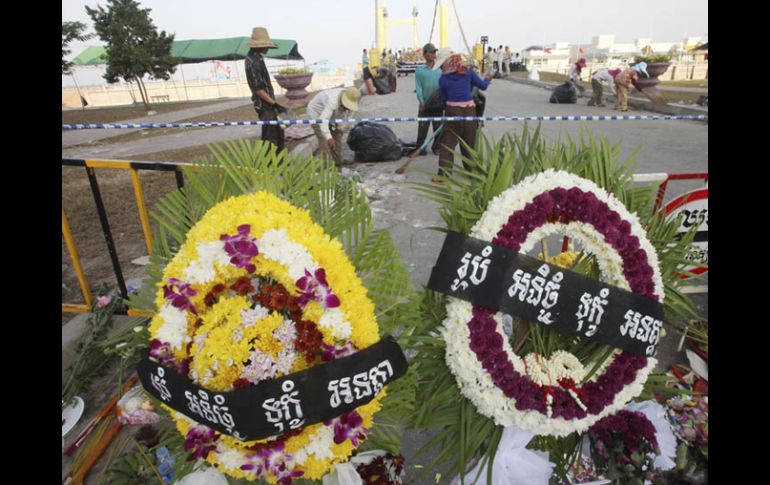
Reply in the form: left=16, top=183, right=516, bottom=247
left=631, top=61, right=671, bottom=90
left=274, top=72, right=314, bottom=107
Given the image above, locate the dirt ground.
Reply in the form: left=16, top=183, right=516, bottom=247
left=62, top=101, right=304, bottom=311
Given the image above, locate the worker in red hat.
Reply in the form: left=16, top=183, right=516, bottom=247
left=567, top=57, right=588, bottom=96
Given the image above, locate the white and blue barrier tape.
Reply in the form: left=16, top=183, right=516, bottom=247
left=62, top=114, right=707, bottom=130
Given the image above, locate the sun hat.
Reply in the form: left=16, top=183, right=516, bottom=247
left=340, top=86, right=361, bottom=111
left=246, top=27, right=277, bottom=49
left=632, top=61, right=649, bottom=77
left=423, top=42, right=438, bottom=54
left=432, top=47, right=453, bottom=70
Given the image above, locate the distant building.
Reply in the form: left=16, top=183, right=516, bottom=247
left=566, top=35, right=706, bottom=68
left=520, top=42, right=571, bottom=72
left=521, top=34, right=707, bottom=80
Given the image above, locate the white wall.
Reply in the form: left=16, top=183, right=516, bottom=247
left=62, top=70, right=351, bottom=108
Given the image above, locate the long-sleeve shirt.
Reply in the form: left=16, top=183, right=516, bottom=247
left=415, top=64, right=442, bottom=103
left=245, top=50, right=275, bottom=111
left=305, top=88, right=351, bottom=141
left=591, top=68, right=616, bottom=93
left=438, top=68, right=490, bottom=105
left=567, top=63, right=583, bottom=83
left=615, top=68, right=642, bottom=91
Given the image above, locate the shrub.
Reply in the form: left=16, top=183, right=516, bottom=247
left=634, top=53, right=672, bottom=63
left=277, top=67, right=310, bottom=75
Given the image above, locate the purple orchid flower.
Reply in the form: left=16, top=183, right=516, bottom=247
left=321, top=341, right=357, bottom=362
left=274, top=465, right=304, bottom=485
left=239, top=451, right=264, bottom=473
left=220, top=224, right=259, bottom=273
left=328, top=411, right=370, bottom=446
left=295, top=268, right=341, bottom=309
left=183, top=425, right=219, bottom=461
left=163, top=278, right=197, bottom=314
left=149, top=339, right=176, bottom=365
left=177, top=357, right=191, bottom=377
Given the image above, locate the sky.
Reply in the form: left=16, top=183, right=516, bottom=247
left=63, top=0, right=707, bottom=69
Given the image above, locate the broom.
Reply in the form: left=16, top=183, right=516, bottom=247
left=395, top=123, right=444, bottom=174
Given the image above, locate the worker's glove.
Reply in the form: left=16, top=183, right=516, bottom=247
left=272, top=103, right=288, bottom=114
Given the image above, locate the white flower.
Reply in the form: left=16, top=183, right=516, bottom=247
left=304, top=426, right=335, bottom=461
left=241, top=305, right=270, bottom=327
left=318, top=308, right=352, bottom=340
left=156, top=304, right=191, bottom=350
left=440, top=170, right=666, bottom=436
left=274, top=319, right=297, bottom=345
left=183, top=241, right=230, bottom=284
left=216, top=447, right=248, bottom=471
left=258, top=229, right=318, bottom=281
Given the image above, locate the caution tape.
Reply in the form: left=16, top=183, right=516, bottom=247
left=62, top=114, right=707, bottom=130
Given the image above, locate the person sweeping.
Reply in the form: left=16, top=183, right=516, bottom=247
left=587, top=67, right=620, bottom=107
left=614, top=62, right=648, bottom=112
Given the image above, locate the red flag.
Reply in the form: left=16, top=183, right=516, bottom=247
left=579, top=47, right=585, bottom=54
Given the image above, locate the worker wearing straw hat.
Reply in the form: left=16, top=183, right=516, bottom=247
left=306, top=86, right=362, bottom=166
left=245, top=27, right=287, bottom=153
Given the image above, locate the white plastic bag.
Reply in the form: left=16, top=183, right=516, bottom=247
left=116, top=385, right=159, bottom=425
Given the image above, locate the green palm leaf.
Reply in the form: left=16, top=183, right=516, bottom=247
left=126, top=139, right=418, bottom=460
left=405, top=125, right=706, bottom=479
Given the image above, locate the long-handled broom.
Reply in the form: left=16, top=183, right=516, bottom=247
left=394, top=123, right=444, bottom=174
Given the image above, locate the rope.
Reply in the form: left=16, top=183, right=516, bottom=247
left=62, top=114, right=708, bottom=130
left=428, top=0, right=439, bottom=45
left=450, top=0, right=474, bottom=58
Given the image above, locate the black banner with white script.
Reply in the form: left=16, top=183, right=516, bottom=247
left=137, top=337, right=407, bottom=441
left=427, top=231, right=664, bottom=356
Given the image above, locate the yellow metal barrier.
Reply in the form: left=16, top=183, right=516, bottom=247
left=62, top=208, right=93, bottom=308
left=62, top=158, right=191, bottom=316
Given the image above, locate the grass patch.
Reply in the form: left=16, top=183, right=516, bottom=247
left=66, top=93, right=316, bottom=147
left=62, top=98, right=229, bottom=125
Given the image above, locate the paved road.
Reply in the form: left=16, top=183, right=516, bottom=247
left=657, top=85, right=708, bottom=93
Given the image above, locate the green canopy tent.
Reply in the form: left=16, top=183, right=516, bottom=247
left=70, top=37, right=303, bottom=102
left=71, top=37, right=303, bottom=65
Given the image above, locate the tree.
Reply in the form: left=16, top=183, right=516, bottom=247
left=62, top=21, right=92, bottom=74
left=86, top=0, right=176, bottom=109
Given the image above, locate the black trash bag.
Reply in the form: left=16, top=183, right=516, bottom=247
left=400, top=142, right=418, bottom=157
left=473, top=88, right=486, bottom=117
left=347, top=122, right=403, bottom=162
left=549, top=82, right=577, bottom=104
left=373, top=76, right=391, bottom=95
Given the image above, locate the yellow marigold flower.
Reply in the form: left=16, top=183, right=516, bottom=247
left=150, top=191, right=389, bottom=481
